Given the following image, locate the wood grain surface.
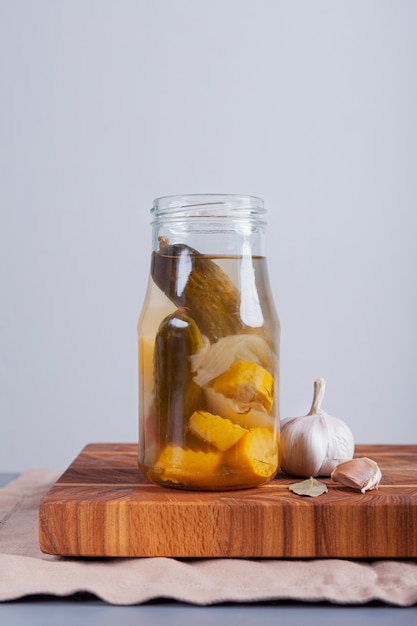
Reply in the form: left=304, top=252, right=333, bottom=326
left=38, top=444, right=417, bottom=558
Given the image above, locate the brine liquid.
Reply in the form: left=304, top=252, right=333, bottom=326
left=138, top=255, right=280, bottom=490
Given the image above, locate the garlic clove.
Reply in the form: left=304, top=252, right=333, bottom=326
left=191, top=333, right=276, bottom=387
left=204, top=386, right=275, bottom=429
left=331, top=457, right=382, bottom=493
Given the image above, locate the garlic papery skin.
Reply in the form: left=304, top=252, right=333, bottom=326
left=331, top=457, right=382, bottom=493
left=280, top=378, right=355, bottom=477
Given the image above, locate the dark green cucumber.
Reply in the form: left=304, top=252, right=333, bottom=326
left=153, top=308, right=203, bottom=448
left=151, top=239, right=245, bottom=343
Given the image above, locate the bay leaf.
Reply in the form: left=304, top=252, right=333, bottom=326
left=288, top=477, right=328, bottom=497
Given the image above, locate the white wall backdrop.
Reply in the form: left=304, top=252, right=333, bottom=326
left=1, top=0, right=416, bottom=472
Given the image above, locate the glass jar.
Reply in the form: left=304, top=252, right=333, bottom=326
left=137, top=194, right=280, bottom=490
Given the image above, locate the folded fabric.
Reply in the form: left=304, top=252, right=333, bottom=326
left=1, top=470, right=416, bottom=606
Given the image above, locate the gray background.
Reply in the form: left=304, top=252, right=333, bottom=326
left=1, top=0, right=416, bottom=472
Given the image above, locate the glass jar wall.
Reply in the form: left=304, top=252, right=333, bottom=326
left=138, top=194, right=280, bottom=490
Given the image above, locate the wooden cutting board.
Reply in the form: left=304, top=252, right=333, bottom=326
left=38, top=443, right=417, bottom=558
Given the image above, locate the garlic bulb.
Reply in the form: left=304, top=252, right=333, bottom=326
left=280, top=378, right=354, bottom=477
left=331, top=457, right=382, bottom=493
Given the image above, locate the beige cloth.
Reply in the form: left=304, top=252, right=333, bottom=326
left=1, top=470, right=417, bottom=606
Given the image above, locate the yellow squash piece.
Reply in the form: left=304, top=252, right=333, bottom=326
left=211, top=360, right=274, bottom=412
left=154, top=444, right=221, bottom=487
left=189, top=410, right=247, bottom=452
left=224, top=427, right=278, bottom=480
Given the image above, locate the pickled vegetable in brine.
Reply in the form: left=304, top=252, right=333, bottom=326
left=138, top=243, right=280, bottom=490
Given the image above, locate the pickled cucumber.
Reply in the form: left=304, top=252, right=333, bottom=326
left=151, top=240, right=245, bottom=343
left=153, top=308, right=203, bottom=448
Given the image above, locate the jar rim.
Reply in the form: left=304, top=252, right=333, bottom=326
left=152, top=194, right=265, bottom=216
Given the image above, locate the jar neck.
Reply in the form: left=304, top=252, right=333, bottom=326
left=150, top=194, right=267, bottom=256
